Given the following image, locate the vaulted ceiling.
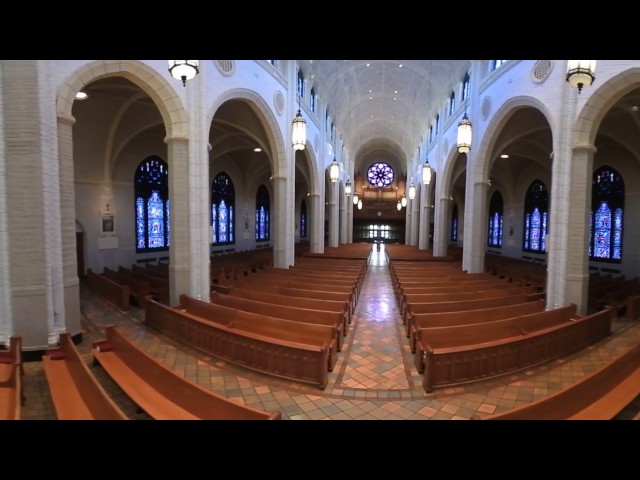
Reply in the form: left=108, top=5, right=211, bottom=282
left=298, top=60, right=472, bottom=174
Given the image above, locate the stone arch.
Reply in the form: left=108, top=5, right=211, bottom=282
left=574, top=68, right=640, bottom=146
left=56, top=60, right=188, bottom=139
left=207, top=88, right=287, bottom=181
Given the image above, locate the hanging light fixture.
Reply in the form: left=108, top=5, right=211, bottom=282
left=408, top=183, right=416, bottom=200
left=168, top=61, right=199, bottom=86
left=345, top=177, right=352, bottom=195
left=457, top=110, right=472, bottom=154
left=566, top=60, right=597, bottom=93
left=292, top=94, right=307, bottom=151
left=396, top=200, right=402, bottom=211
left=329, top=158, right=340, bottom=183
left=422, top=159, right=432, bottom=185
left=357, top=199, right=363, bottom=210
left=401, top=195, right=407, bottom=208
left=353, top=192, right=359, bottom=205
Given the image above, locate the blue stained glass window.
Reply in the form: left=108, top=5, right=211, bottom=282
left=488, top=191, right=503, bottom=248
left=255, top=184, right=270, bottom=242
left=211, top=172, right=235, bottom=246
left=522, top=180, right=549, bottom=254
left=367, top=162, right=395, bottom=188
left=300, top=200, right=307, bottom=238
left=134, top=156, right=169, bottom=252
left=462, top=73, right=470, bottom=101
left=589, top=166, right=624, bottom=262
left=166, top=199, right=170, bottom=247
left=450, top=204, right=458, bottom=242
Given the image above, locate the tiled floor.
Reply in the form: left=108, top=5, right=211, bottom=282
left=19, top=245, right=640, bottom=420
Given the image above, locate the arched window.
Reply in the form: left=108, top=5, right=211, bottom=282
left=461, top=72, right=470, bottom=101
left=448, top=91, right=456, bottom=116
left=435, top=114, right=440, bottom=134
left=211, top=172, right=235, bottom=245
left=589, top=166, right=624, bottom=261
left=522, top=180, right=549, bottom=253
left=429, top=125, right=433, bottom=143
left=487, top=191, right=503, bottom=248
left=310, top=88, right=317, bottom=112
left=450, top=204, right=458, bottom=242
left=367, top=162, right=394, bottom=188
left=134, top=156, right=170, bottom=252
left=297, top=69, right=305, bottom=98
left=266, top=60, right=277, bottom=67
left=255, top=184, right=270, bottom=242
left=300, top=199, right=307, bottom=238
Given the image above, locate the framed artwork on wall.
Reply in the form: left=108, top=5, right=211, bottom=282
left=101, top=211, right=116, bottom=235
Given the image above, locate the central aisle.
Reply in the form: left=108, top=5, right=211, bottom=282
left=335, top=244, right=416, bottom=390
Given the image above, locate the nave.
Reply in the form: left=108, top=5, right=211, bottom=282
left=19, top=246, right=640, bottom=420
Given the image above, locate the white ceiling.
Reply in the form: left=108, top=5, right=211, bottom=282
left=299, top=60, right=472, bottom=170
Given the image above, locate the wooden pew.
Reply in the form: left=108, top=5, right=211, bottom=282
left=475, top=340, right=640, bottom=420
left=43, top=333, right=128, bottom=420
left=222, top=287, right=351, bottom=326
left=179, top=294, right=339, bottom=372
left=92, top=325, right=281, bottom=419
left=86, top=268, right=130, bottom=311
left=145, top=297, right=329, bottom=390
left=419, top=306, right=613, bottom=392
left=210, top=291, right=346, bottom=348
left=0, top=336, right=23, bottom=420
left=103, top=267, right=152, bottom=307
left=407, top=300, right=546, bottom=353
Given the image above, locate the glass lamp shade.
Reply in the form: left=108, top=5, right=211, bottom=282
left=357, top=199, right=363, bottom=210
left=457, top=113, right=472, bottom=154
left=353, top=193, right=359, bottom=205
left=345, top=179, right=352, bottom=195
left=422, top=161, right=432, bottom=185
left=397, top=200, right=402, bottom=211
left=401, top=195, right=407, bottom=208
left=292, top=110, right=307, bottom=150
left=168, top=60, right=199, bottom=86
left=329, top=159, right=340, bottom=183
left=408, top=183, right=416, bottom=200
left=566, top=60, right=597, bottom=92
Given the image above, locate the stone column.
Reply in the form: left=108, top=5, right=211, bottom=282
left=328, top=182, right=339, bottom=248
left=418, top=183, right=429, bottom=250
left=346, top=193, right=353, bottom=243
left=308, top=193, right=323, bottom=253
left=462, top=177, right=489, bottom=273
left=166, top=137, right=191, bottom=306
left=339, top=187, right=347, bottom=244
left=273, top=174, right=294, bottom=268
left=0, top=60, right=12, bottom=345
left=433, top=196, right=450, bottom=257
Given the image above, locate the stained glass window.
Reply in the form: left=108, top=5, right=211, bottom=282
left=462, top=73, right=470, bottom=101
left=211, top=172, right=235, bottom=245
left=310, top=88, right=317, bottom=112
left=134, top=156, right=169, bottom=252
left=255, top=184, right=270, bottom=241
left=297, top=69, right=305, bottom=98
left=522, top=180, right=549, bottom=254
left=488, top=191, right=503, bottom=248
left=589, top=166, right=624, bottom=262
left=450, top=204, right=458, bottom=242
left=367, top=162, right=394, bottom=188
left=300, top=200, right=307, bottom=238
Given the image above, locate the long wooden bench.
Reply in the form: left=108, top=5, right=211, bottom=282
left=145, top=296, right=330, bottom=390
left=408, top=300, right=546, bottom=353
left=402, top=285, right=536, bottom=321
left=179, top=294, right=338, bottom=371
left=86, top=269, right=130, bottom=311
left=103, top=267, right=152, bottom=306
left=119, top=266, right=170, bottom=304
left=92, top=325, right=281, bottom=419
left=210, top=291, right=346, bottom=348
left=475, top=339, right=640, bottom=420
left=419, top=306, right=613, bottom=392
left=43, top=332, right=128, bottom=420
left=0, top=336, right=23, bottom=420
left=222, top=287, right=351, bottom=326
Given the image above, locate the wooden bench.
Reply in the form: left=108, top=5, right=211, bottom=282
left=407, top=300, right=546, bottom=353
left=104, top=267, right=152, bottom=307
left=92, top=325, right=281, bottom=419
left=179, top=294, right=339, bottom=372
left=43, top=332, right=128, bottom=420
left=86, top=269, right=130, bottom=311
left=145, top=297, right=329, bottom=390
left=475, top=339, right=640, bottom=420
left=419, top=306, right=613, bottom=392
left=0, top=336, right=23, bottom=420
left=210, top=291, right=346, bottom=348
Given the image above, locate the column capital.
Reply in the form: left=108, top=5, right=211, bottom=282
left=572, top=143, right=597, bottom=154
left=164, top=135, right=189, bottom=144
left=56, top=113, right=76, bottom=126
